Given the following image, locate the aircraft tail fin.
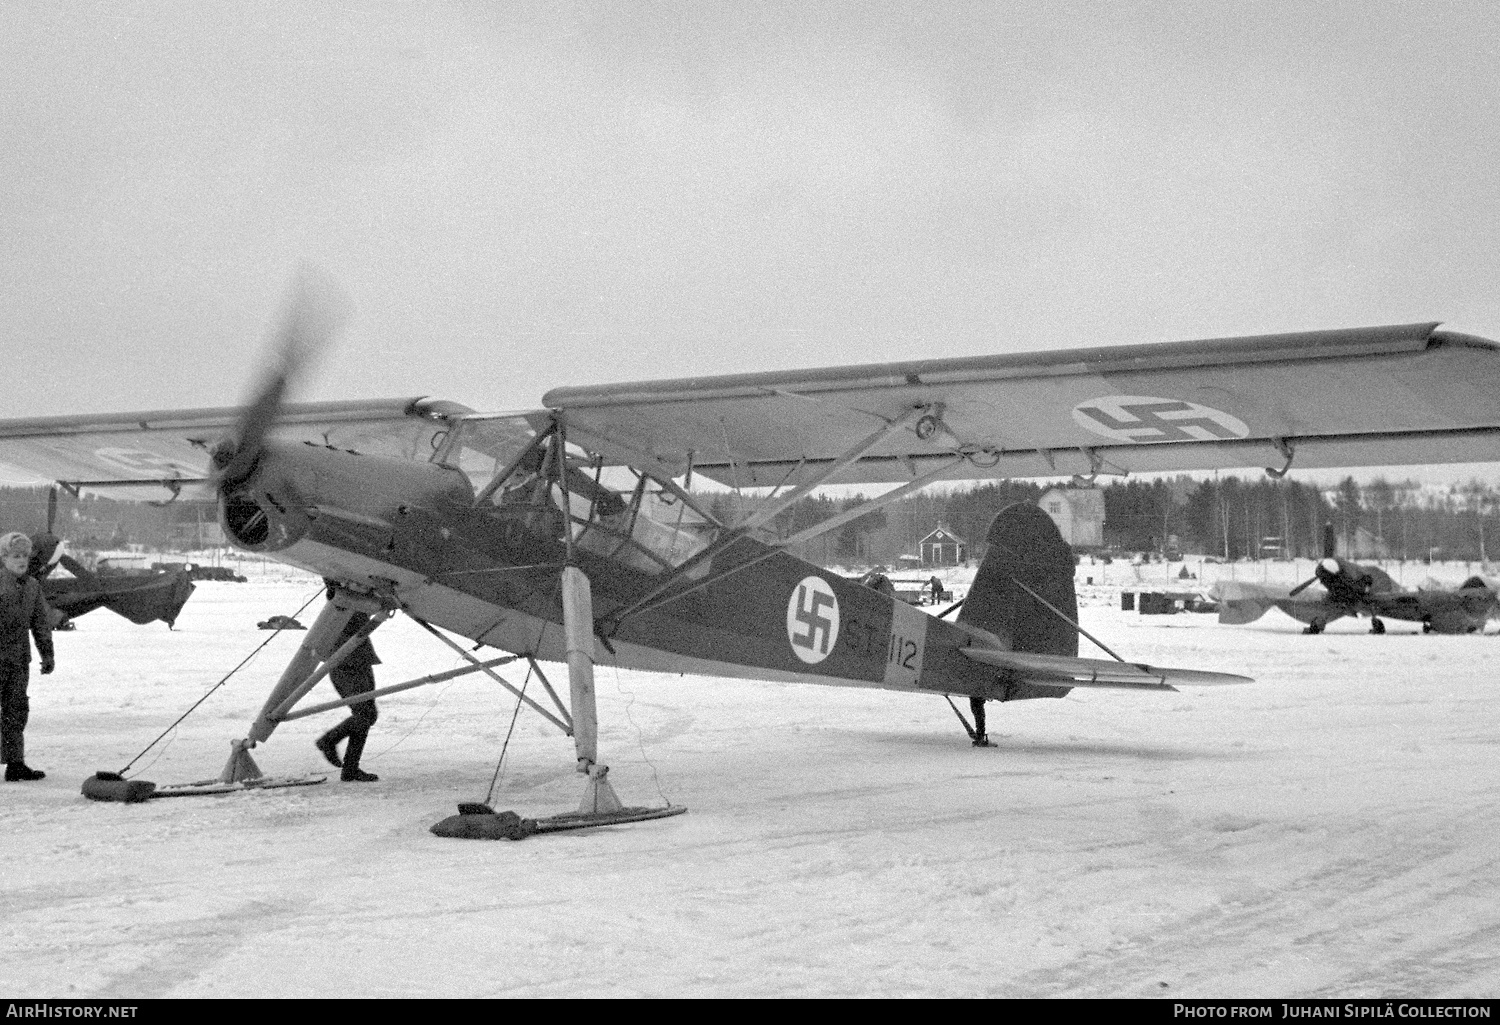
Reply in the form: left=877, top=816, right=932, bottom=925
left=958, top=503, right=1078, bottom=656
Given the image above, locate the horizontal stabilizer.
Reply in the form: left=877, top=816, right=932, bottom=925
left=961, top=647, right=1252, bottom=690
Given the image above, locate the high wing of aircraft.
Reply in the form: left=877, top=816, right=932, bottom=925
left=5, top=278, right=1499, bottom=825
left=1215, top=524, right=1499, bottom=634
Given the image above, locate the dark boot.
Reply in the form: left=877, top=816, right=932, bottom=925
left=5, top=762, right=45, bottom=781
left=315, top=734, right=343, bottom=768
left=340, top=730, right=377, bottom=782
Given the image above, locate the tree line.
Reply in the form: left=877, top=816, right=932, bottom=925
left=725, top=475, right=1500, bottom=565
left=0, top=473, right=1494, bottom=566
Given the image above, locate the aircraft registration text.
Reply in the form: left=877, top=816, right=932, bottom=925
left=882, top=599, right=927, bottom=689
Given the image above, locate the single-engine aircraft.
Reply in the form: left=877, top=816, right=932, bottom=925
left=24, top=489, right=196, bottom=630
left=1, top=276, right=1498, bottom=821
left=1215, top=523, right=1498, bottom=634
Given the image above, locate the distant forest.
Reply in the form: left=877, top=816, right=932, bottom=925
left=718, top=475, right=1500, bottom=565
left=0, top=474, right=1495, bottom=566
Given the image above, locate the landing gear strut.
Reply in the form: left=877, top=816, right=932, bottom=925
left=561, top=564, right=624, bottom=814
left=429, top=561, right=684, bottom=837
left=226, top=588, right=389, bottom=783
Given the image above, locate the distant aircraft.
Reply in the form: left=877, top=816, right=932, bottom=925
left=0, top=274, right=1496, bottom=821
left=1215, top=524, right=1498, bottom=634
left=24, top=489, right=196, bottom=629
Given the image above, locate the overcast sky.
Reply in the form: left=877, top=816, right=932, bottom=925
left=5, top=1, right=1500, bottom=482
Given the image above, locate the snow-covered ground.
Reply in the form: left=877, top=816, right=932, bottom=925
left=3, top=578, right=1497, bottom=997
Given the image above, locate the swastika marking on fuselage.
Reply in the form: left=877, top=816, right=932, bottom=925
left=787, top=576, right=840, bottom=665
left=1072, top=396, right=1249, bottom=444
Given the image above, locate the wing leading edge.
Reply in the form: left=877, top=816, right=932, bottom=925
left=0, top=398, right=473, bottom=500
left=543, top=323, right=1500, bottom=485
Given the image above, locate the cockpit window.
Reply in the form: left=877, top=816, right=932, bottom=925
left=477, top=431, right=720, bottom=575
left=573, top=468, right=716, bottom=575
left=436, top=415, right=541, bottom=496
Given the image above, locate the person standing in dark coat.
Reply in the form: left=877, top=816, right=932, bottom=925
left=0, top=532, right=54, bottom=781
left=314, top=611, right=381, bottom=782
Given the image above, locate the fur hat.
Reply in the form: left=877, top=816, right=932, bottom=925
left=0, top=532, right=32, bottom=559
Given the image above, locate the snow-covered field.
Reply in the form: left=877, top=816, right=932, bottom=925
left=3, top=578, right=1497, bottom=998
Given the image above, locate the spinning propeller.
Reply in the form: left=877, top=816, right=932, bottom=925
left=1288, top=521, right=1340, bottom=596
left=210, top=267, right=349, bottom=492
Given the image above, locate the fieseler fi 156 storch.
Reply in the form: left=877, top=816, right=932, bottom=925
left=1, top=273, right=1497, bottom=830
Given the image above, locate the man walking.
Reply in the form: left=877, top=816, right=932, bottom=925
left=314, top=611, right=382, bottom=783
left=0, top=532, right=54, bottom=781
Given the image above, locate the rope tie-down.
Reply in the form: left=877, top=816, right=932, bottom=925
left=81, top=589, right=326, bottom=803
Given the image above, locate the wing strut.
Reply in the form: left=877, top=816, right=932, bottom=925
left=734, top=404, right=932, bottom=532
left=601, top=452, right=967, bottom=634
left=776, top=454, right=966, bottom=548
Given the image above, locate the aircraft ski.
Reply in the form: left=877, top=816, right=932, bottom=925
left=431, top=803, right=689, bottom=841
left=148, top=774, right=327, bottom=798
left=5, top=272, right=1500, bottom=828
left=81, top=770, right=326, bottom=803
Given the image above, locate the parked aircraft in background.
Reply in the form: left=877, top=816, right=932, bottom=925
left=1215, top=524, right=1498, bottom=634
left=24, top=490, right=195, bottom=629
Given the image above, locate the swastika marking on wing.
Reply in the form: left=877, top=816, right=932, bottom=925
left=1072, top=396, right=1249, bottom=444
left=787, top=576, right=840, bottom=665
left=94, top=447, right=203, bottom=477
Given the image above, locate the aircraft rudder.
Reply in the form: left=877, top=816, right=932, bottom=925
left=958, top=502, right=1078, bottom=656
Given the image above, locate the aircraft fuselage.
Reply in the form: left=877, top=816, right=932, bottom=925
left=219, top=441, right=1046, bottom=702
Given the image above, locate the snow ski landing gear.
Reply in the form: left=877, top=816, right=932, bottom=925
left=80, top=768, right=325, bottom=802
left=429, top=801, right=688, bottom=841
left=148, top=774, right=325, bottom=798
left=431, top=560, right=686, bottom=840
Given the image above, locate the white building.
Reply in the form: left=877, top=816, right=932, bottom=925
left=1038, top=488, right=1105, bottom=548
